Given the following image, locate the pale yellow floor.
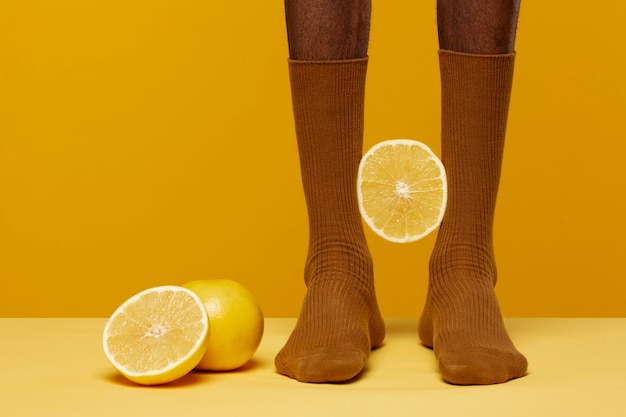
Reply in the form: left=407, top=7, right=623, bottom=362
left=1, top=318, right=625, bottom=417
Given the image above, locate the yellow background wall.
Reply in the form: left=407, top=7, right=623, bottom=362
left=1, top=1, right=624, bottom=318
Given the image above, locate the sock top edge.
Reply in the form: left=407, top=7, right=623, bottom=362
left=439, top=49, right=516, bottom=59
left=288, top=57, right=369, bottom=65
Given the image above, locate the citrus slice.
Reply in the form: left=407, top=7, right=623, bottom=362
left=102, top=286, right=210, bottom=385
left=357, top=139, right=447, bottom=243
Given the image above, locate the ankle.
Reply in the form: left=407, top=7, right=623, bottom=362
left=430, top=239, right=497, bottom=286
left=305, top=237, right=373, bottom=286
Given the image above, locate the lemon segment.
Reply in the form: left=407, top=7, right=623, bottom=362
left=357, top=139, right=447, bottom=243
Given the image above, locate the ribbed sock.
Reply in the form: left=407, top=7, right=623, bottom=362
left=275, top=58, right=385, bottom=383
left=418, top=50, right=528, bottom=385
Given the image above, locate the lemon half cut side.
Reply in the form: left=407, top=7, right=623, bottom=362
left=102, top=285, right=210, bottom=385
left=357, top=139, right=448, bottom=243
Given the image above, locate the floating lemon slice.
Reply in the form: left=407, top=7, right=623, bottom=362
left=357, top=139, right=447, bottom=243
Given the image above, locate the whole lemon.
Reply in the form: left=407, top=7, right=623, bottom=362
left=182, top=279, right=264, bottom=371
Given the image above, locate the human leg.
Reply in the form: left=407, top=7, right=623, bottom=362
left=436, top=0, right=520, bottom=54
left=284, top=0, right=371, bottom=60
left=418, top=0, right=528, bottom=385
left=275, top=0, right=385, bottom=383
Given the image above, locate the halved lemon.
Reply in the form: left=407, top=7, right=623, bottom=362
left=357, top=139, right=447, bottom=243
left=102, top=286, right=210, bottom=385
left=183, top=279, right=264, bottom=371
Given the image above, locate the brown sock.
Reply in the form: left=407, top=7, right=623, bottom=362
left=418, top=50, right=528, bottom=385
left=275, top=58, right=385, bottom=383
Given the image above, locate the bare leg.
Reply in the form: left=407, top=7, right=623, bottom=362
left=437, top=0, right=520, bottom=54
left=285, top=0, right=371, bottom=60
left=418, top=0, right=528, bottom=384
left=275, top=0, right=385, bottom=383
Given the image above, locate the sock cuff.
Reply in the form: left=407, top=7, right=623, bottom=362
left=438, top=49, right=515, bottom=91
left=438, top=49, right=516, bottom=118
left=439, top=49, right=516, bottom=59
left=288, top=57, right=368, bottom=96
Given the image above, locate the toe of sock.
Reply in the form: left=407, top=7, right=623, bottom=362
left=276, top=349, right=367, bottom=383
left=438, top=350, right=528, bottom=385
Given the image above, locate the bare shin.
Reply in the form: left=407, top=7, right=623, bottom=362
left=285, top=0, right=372, bottom=60
left=437, top=0, right=521, bottom=54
